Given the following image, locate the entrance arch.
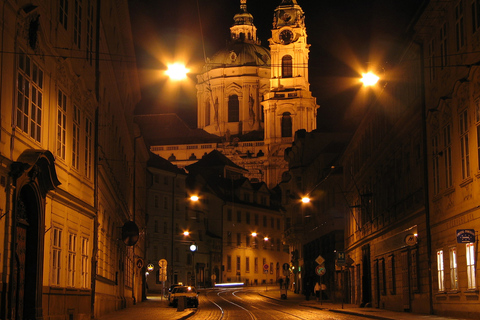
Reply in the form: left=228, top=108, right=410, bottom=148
left=9, top=150, right=60, bottom=319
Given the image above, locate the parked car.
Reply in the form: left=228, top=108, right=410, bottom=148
left=169, top=286, right=198, bottom=308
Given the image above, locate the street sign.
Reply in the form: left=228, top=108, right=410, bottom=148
left=315, top=265, right=326, bottom=276
left=263, top=264, right=269, bottom=270
left=315, top=255, right=325, bottom=265
left=457, top=229, right=475, bottom=243
left=336, top=252, right=346, bottom=266
left=159, top=259, right=167, bottom=267
left=147, top=264, right=154, bottom=271
left=136, top=258, right=143, bottom=269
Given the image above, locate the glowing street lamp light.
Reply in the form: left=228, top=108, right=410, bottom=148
left=360, top=72, right=379, bottom=87
left=301, top=196, right=311, bottom=204
left=183, top=231, right=190, bottom=236
left=190, top=195, right=199, bottom=202
left=165, top=63, right=189, bottom=81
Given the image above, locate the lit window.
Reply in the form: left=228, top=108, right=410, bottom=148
left=282, top=55, right=292, bottom=78
left=437, top=250, right=445, bottom=291
left=466, top=243, right=476, bottom=289
left=57, top=89, right=67, bottom=160
left=52, top=228, right=62, bottom=286
left=449, top=247, right=458, bottom=290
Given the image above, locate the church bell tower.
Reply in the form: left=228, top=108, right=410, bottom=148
left=262, top=0, right=318, bottom=145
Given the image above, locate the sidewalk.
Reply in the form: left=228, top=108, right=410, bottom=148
left=95, top=294, right=195, bottom=320
left=258, top=288, right=468, bottom=320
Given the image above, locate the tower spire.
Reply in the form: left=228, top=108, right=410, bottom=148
left=230, top=0, right=260, bottom=44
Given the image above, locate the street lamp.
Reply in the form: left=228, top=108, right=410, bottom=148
left=360, top=72, right=379, bottom=86
left=165, top=63, right=189, bottom=81
left=190, top=243, right=197, bottom=288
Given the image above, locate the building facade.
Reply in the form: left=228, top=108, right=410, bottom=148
left=0, top=1, right=146, bottom=319
left=415, top=0, right=480, bottom=318
left=279, top=130, right=349, bottom=297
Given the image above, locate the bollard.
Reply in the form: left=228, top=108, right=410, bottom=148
left=177, top=296, right=186, bottom=311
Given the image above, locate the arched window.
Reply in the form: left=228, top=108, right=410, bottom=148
left=282, top=55, right=293, bottom=78
left=205, top=100, right=210, bottom=125
left=281, top=112, right=292, bottom=137
left=228, top=95, right=239, bottom=122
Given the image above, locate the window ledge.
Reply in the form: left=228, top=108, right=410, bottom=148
left=464, top=289, right=479, bottom=295
left=459, top=177, right=473, bottom=187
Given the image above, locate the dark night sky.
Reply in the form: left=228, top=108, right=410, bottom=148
left=128, top=0, right=422, bottom=132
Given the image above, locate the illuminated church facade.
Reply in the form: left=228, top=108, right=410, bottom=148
left=147, top=0, right=318, bottom=188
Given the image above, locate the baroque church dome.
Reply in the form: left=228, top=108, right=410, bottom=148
left=205, top=0, right=270, bottom=69
left=207, top=42, right=270, bottom=68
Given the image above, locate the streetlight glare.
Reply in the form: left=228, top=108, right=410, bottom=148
left=166, top=63, right=189, bottom=80
left=301, top=196, right=311, bottom=203
left=190, top=195, right=199, bottom=202
left=360, top=72, right=379, bottom=86
left=183, top=231, right=190, bottom=236
left=251, top=232, right=257, bottom=237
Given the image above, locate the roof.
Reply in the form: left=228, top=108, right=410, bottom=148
left=134, top=113, right=221, bottom=146
left=186, top=150, right=247, bottom=173
left=207, top=42, right=270, bottom=69
left=147, top=152, right=186, bottom=175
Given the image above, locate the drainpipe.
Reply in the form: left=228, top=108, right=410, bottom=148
left=91, top=0, right=101, bottom=317
left=417, top=39, right=434, bottom=315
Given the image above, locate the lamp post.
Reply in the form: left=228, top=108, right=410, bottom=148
left=190, top=243, right=197, bottom=288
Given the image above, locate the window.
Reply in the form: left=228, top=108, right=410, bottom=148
left=236, top=256, right=241, bottom=271
left=72, top=105, right=81, bottom=169
left=387, top=254, right=396, bottom=294
left=154, top=220, right=159, bottom=233
left=227, top=209, right=232, bottom=221
left=440, top=23, right=448, bottom=69
left=474, top=0, right=480, bottom=33
left=281, top=112, right=292, bottom=137
left=466, top=243, right=476, bottom=289
left=270, top=217, right=274, bottom=228
left=459, top=109, right=470, bottom=179
left=52, top=227, right=62, bottom=285
left=228, top=95, right=239, bottom=122
left=154, top=195, right=159, bottom=208
left=57, top=89, right=67, bottom=160
left=246, top=212, right=250, bottom=224
left=81, top=237, right=89, bottom=288
left=263, top=215, right=267, bottom=227
left=455, top=0, right=465, bottom=51
left=428, top=39, right=436, bottom=82
left=449, top=247, right=458, bottom=290
left=277, top=218, right=280, bottom=230
left=205, top=100, right=210, bottom=126
left=85, top=117, right=93, bottom=178
left=227, top=255, right=232, bottom=272
left=254, top=214, right=259, bottom=226
left=437, top=249, right=445, bottom=291
left=163, top=221, right=168, bottom=234
left=443, top=124, right=453, bottom=188
left=246, top=257, right=250, bottom=272
left=282, top=55, right=292, bottom=78
left=254, top=257, right=258, bottom=273
left=246, top=235, right=250, bottom=247
left=16, top=50, right=43, bottom=142
left=227, top=232, right=232, bottom=246
left=74, top=0, right=82, bottom=47
left=236, top=233, right=241, bottom=246
left=60, top=0, right=68, bottom=29
left=237, top=211, right=241, bottom=223
left=86, top=0, right=94, bottom=63
left=68, top=233, right=77, bottom=287
left=432, top=135, right=440, bottom=194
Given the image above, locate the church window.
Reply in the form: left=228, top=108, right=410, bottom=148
left=282, top=55, right=293, bottom=78
left=228, top=95, right=239, bottom=122
left=281, top=112, right=292, bottom=137
left=205, top=100, right=210, bottom=125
